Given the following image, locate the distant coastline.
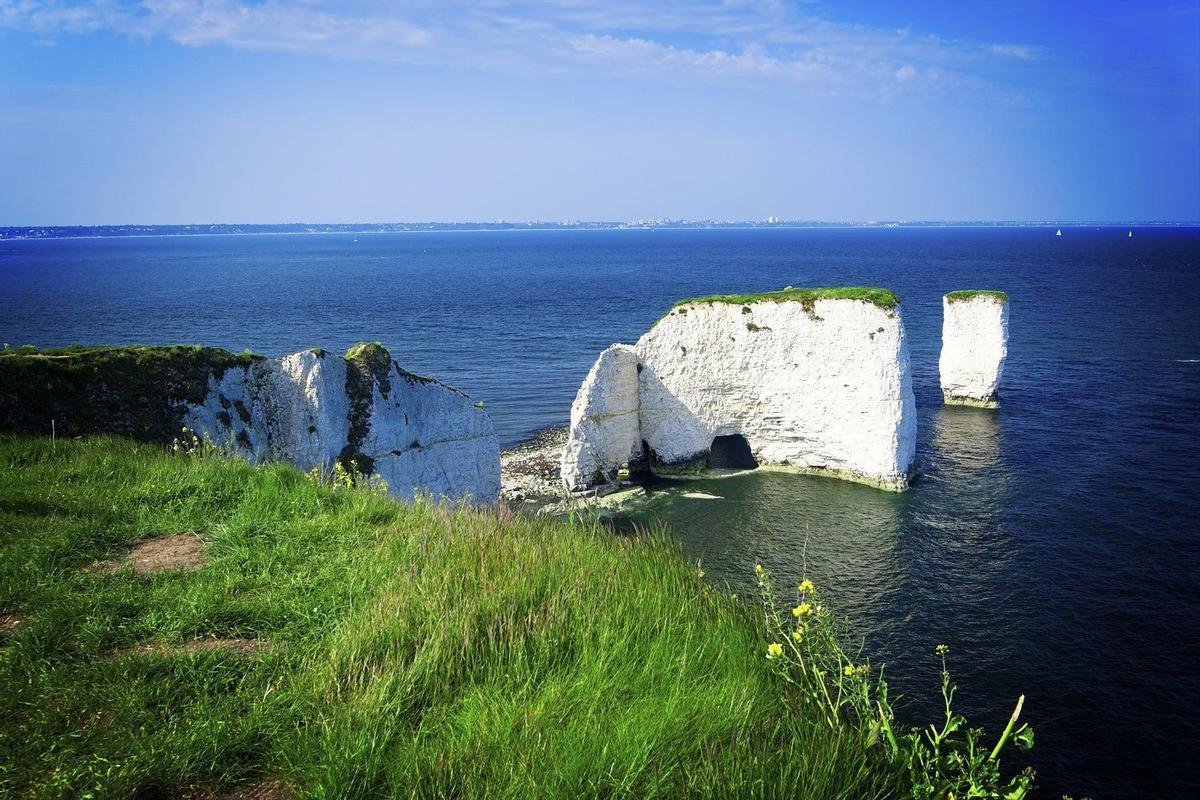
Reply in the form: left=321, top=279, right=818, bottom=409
left=2, top=220, right=1196, bottom=240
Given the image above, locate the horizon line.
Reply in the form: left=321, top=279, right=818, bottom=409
left=3, top=219, right=1198, bottom=232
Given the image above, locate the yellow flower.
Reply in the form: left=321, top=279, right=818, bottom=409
left=766, top=642, right=784, bottom=659
left=696, top=568, right=705, bottom=578
left=935, top=643, right=950, bottom=656
left=843, top=664, right=856, bottom=677
left=792, top=602, right=813, bottom=617
left=791, top=629, right=804, bottom=643
left=798, top=578, right=815, bottom=593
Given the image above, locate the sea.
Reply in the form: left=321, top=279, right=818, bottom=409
left=2, top=226, right=1197, bottom=797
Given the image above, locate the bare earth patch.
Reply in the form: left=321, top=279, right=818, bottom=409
left=123, top=636, right=275, bottom=658
left=92, top=533, right=206, bottom=575
left=0, top=611, right=24, bottom=632
left=222, top=778, right=293, bottom=800
left=175, top=776, right=294, bottom=800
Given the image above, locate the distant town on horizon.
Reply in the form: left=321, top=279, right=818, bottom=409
left=3, top=219, right=1197, bottom=240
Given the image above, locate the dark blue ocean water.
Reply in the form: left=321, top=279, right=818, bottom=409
left=1, top=228, right=1198, bottom=797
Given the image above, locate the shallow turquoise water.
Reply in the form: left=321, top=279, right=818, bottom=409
left=2, top=226, right=1198, bottom=796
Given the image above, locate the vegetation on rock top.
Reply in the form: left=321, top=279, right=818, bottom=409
left=0, top=344, right=259, bottom=442
left=345, top=341, right=463, bottom=393
left=344, top=342, right=394, bottom=396
left=945, top=290, right=1008, bottom=303
left=670, top=287, right=901, bottom=313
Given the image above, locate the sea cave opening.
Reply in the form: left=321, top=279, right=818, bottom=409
left=707, top=434, right=758, bottom=470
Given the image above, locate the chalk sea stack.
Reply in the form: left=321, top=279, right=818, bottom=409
left=939, top=291, right=1009, bottom=408
left=561, top=288, right=918, bottom=493
left=0, top=343, right=500, bottom=503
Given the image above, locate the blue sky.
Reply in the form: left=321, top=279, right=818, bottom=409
left=1, top=1, right=1197, bottom=224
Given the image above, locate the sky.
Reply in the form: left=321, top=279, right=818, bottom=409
left=1, top=1, right=1198, bottom=224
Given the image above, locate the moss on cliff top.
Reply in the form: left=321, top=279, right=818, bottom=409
left=0, top=344, right=260, bottom=441
left=672, top=286, right=900, bottom=311
left=945, top=290, right=1008, bottom=304
left=344, top=342, right=393, bottom=398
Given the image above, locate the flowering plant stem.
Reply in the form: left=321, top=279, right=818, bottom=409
left=755, top=562, right=1036, bottom=799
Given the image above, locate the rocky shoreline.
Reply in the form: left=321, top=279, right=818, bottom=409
left=500, top=426, right=568, bottom=505
left=501, top=426, right=653, bottom=516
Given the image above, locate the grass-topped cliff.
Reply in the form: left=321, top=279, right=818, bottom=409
left=0, top=434, right=1035, bottom=799
left=945, top=290, right=1008, bottom=304
left=672, top=286, right=901, bottom=311
left=0, top=344, right=262, bottom=441
left=0, top=342, right=457, bottom=453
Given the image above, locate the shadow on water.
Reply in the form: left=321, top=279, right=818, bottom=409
left=622, top=470, right=908, bottom=633
left=929, top=405, right=1004, bottom=475
left=623, top=405, right=1011, bottom=623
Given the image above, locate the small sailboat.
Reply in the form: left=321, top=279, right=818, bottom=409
left=1128, top=230, right=1133, bottom=238
left=1055, top=228, right=1062, bottom=237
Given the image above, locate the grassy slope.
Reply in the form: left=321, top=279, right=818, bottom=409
left=672, top=287, right=901, bottom=310
left=0, top=435, right=900, bottom=800
left=944, top=290, right=1008, bottom=303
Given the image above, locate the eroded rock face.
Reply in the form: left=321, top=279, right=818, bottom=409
left=561, top=296, right=917, bottom=492
left=939, top=294, right=1008, bottom=407
left=560, top=344, right=642, bottom=492
left=183, top=344, right=500, bottom=503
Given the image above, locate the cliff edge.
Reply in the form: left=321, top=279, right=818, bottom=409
left=0, top=343, right=500, bottom=503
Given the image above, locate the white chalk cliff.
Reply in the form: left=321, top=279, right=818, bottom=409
left=561, top=291, right=917, bottom=492
left=939, top=292, right=1008, bottom=407
left=559, top=344, right=644, bottom=490
left=183, top=343, right=500, bottom=503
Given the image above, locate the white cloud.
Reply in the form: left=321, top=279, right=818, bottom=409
left=1, top=0, right=431, bottom=57
left=0, top=0, right=109, bottom=33
left=0, top=1, right=1043, bottom=94
left=990, top=43, right=1040, bottom=60
left=569, top=35, right=789, bottom=78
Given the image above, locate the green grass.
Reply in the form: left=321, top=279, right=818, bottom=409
left=944, top=290, right=1008, bottom=304
left=672, top=287, right=901, bottom=311
left=0, top=342, right=259, bottom=367
left=0, top=434, right=905, bottom=799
